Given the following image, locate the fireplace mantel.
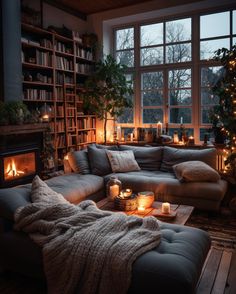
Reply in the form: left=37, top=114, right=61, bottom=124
left=0, top=123, right=49, bottom=135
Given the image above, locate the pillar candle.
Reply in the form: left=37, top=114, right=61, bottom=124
left=157, top=121, right=162, bottom=137
left=161, top=202, right=170, bottom=214
left=109, top=184, right=119, bottom=199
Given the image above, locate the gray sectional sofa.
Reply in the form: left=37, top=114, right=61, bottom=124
left=0, top=144, right=225, bottom=293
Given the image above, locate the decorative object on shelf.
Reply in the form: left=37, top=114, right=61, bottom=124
left=188, top=136, right=195, bottom=146
left=162, top=202, right=171, bottom=214
left=114, top=193, right=137, bottom=211
left=137, top=191, right=154, bottom=209
left=81, top=54, right=133, bottom=143
left=209, top=45, right=236, bottom=176
left=173, top=131, right=179, bottom=144
left=157, top=121, right=163, bottom=137
left=106, top=175, right=122, bottom=201
left=4, top=101, right=30, bottom=125
left=39, top=103, right=52, bottom=123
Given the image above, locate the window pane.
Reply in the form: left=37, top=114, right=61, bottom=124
left=141, top=47, right=163, bottom=65
left=234, top=11, right=236, bottom=34
left=233, top=37, right=236, bottom=46
left=141, top=23, right=163, bottom=46
left=116, top=50, right=134, bottom=67
left=201, top=66, right=223, bottom=87
left=142, top=91, right=163, bottom=106
left=143, top=109, right=163, bottom=124
left=169, top=108, right=191, bottom=123
left=200, top=38, right=230, bottom=60
left=141, top=72, right=163, bottom=89
left=116, top=28, right=134, bottom=50
left=200, top=12, right=230, bottom=39
left=166, top=43, right=191, bottom=63
left=168, top=69, right=191, bottom=88
left=201, top=89, right=219, bottom=105
left=201, top=107, right=212, bottom=124
left=166, top=18, right=191, bottom=42
left=169, top=90, right=192, bottom=105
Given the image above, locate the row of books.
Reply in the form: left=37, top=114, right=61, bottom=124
left=54, top=41, right=73, bottom=54
left=66, top=107, right=76, bottom=117
left=67, top=118, right=76, bottom=130
left=36, top=50, right=52, bottom=66
left=75, top=63, right=93, bottom=74
left=21, top=37, right=53, bottom=49
left=56, top=56, right=73, bottom=71
left=55, top=88, right=64, bottom=100
left=77, top=117, right=96, bottom=129
left=67, top=134, right=77, bottom=147
left=56, top=134, right=66, bottom=148
left=56, top=72, right=74, bottom=84
left=23, top=89, right=53, bottom=100
left=75, top=46, right=93, bottom=60
left=78, top=130, right=96, bottom=143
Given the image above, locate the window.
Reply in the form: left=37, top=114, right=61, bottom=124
left=114, top=8, right=236, bottom=142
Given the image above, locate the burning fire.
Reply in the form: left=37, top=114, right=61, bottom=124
left=5, top=159, right=24, bottom=179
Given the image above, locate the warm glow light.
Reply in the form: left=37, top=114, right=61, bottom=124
left=138, top=205, right=145, bottom=214
left=5, top=159, right=24, bottom=179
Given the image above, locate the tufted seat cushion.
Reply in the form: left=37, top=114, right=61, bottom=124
left=0, top=221, right=210, bottom=293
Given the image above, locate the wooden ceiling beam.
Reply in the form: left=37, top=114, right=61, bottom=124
left=43, top=0, right=87, bottom=21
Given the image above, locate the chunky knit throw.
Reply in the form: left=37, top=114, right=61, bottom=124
left=14, top=176, right=161, bottom=294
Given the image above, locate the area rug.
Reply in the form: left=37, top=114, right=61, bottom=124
left=186, top=207, right=236, bottom=249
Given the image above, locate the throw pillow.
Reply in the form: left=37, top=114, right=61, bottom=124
left=173, top=161, right=220, bottom=183
left=106, top=150, right=141, bottom=173
left=87, top=145, right=113, bottom=176
left=31, top=175, right=68, bottom=205
left=119, top=145, right=163, bottom=170
left=67, top=150, right=90, bottom=174
left=161, top=146, right=217, bottom=172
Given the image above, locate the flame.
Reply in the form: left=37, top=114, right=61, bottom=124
left=5, top=159, right=24, bottom=179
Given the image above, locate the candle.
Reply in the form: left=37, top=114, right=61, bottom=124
left=188, top=136, right=195, bottom=145
left=162, top=202, right=170, bottom=214
left=120, top=189, right=132, bottom=198
left=130, top=133, right=133, bottom=142
left=157, top=121, right=163, bottom=137
left=110, top=184, right=120, bottom=199
left=173, top=132, right=179, bottom=144
left=138, top=205, right=145, bottom=214
left=180, top=117, right=183, bottom=124
left=117, top=126, right=121, bottom=141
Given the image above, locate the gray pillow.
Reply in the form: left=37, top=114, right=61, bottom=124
left=173, top=161, right=220, bottom=182
left=161, top=146, right=217, bottom=172
left=106, top=150, right=141, bottom=173
left=119, top=145, right=163, bottom=170
left=67, top=150, right=90, bottom=174
left=87, top=145, right=113, bottom=176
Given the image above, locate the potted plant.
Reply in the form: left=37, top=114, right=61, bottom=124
left=82, top=54, right=133, bottom=143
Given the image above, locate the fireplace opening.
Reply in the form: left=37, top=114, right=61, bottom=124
left=4, top=152, right=36, bottom=181
left=0, top=148, right=40, bottom=188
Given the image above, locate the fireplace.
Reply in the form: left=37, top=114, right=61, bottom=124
left=0, top=147, right=40, bottom=188
left=0, top=124, right=48, bottom=188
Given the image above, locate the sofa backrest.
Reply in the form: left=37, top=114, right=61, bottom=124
left=160, top=146, right=217, bottom=172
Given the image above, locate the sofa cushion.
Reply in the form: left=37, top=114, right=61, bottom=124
left=173, top=161, right=220, bottom=183
left=67, top=150, right=90, bottom=174
left=106, top=150, right=140, bottom=172
left=119, top=145, right=163, bottom=170
left=161, top=146, right=217, bottom=172
left=87, top=144, right=118, bottom=176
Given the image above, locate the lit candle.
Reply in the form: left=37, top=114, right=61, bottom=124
left=130, top=133, right=134, bottom=142
left=117, top=126, right=121, bottom=141
left=180, top=117, right=183, bottom=124
left=138, top=205, right=145, bottom=214
left=157, top=121, right=163, bottom=137
left=110, top=184, right=120, bottom=199
left=162, top=202, right=170, bottom=214
left=121, top=189, right=132, bottom=198
left=188, top=136, right=195, bottom=145
left=173, top=132, right=179, bottom=144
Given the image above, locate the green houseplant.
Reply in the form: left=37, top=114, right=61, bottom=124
left=82, top=54, right=133, bottom=143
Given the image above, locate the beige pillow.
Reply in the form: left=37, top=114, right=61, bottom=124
left=173, top=161, right=220, bottom=183
left=106, top=150, right=141, bottom=173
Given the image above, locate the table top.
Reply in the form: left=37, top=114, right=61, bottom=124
left=97, top=198, right=194, bottom=225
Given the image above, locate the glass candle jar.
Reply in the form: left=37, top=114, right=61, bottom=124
left=106, top=176, right=122, bottom=201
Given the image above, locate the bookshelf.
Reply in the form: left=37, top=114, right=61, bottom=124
left=21, top=23, right=96, bottom=168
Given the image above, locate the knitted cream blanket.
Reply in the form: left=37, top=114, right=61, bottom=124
left=14, top=176, right=161, bottom=294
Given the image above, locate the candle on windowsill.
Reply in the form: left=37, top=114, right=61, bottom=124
left=188, top=136, right=195, bottom=145
left=161, top=202, right=170, bottom=214
left=138, top=205, right=145, bottom=214
left=157, top=121, right=163, bottom=137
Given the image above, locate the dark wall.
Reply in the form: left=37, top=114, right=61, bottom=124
left=0, top=2, right=3, bottom=101
left=1, top=0, right=22, bottom=101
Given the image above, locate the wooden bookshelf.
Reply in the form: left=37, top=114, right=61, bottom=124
left=21, top=22, right=96, bottom=168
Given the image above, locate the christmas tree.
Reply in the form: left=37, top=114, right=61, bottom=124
left=210, top=45, right=236, bottom=176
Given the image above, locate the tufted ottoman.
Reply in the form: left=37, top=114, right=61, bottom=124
left=129, top=222, right=211, bottom=294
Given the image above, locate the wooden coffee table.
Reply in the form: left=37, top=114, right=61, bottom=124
left=97, top=198, right=194, bottom=225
